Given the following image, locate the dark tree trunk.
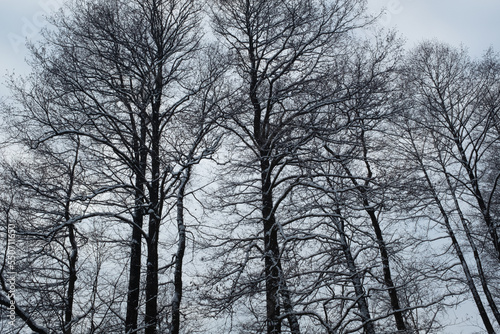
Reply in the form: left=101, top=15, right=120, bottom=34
left=125, top=207, right=144, bottom=334
left=329, top=142, right=407, bottom=332
left=335, top=211, right=376, bottom=334
left=64, top=225, right=78, bottom=334
left=452, top=131, right=500, bottom=261
left=145, top=173, right=160, bottom=334
left=441, top=216, right=495, bottom=333
left=278, top=275, right=301, bottom=334
left=126, top=110, right=147, bottom=334
left=261, top=157, right=282, bottom=334
left=64, top=141, right=80, bottom=334
left=145, top=106, right=161, bottom=334
left=171, top=167, right=190, bottom=334
left=125, top=201, right=144, bottom=333
left=145, top=219, right=159, bottom=334
left=443, top=162, right=500, bottom=326
left=259, top=152, right=302, bottom=334
left=365, top=208, right=407, bottom=331
left=417, top=149, right=496, bottom=334
left=145, top=14, right=164, bottom=331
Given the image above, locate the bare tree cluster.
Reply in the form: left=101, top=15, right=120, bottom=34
left=0, top=1, right=499, bottom=334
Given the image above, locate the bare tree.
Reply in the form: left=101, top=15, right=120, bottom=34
left=3, top=0, right=500, bottom=333
left=0, top=133, right=116, bottom=333
left=3, top=0, right=219, bottom=333
left=205, top=0, right=369, bottom=332
left=402, top=41, right=500, bottom=262
left=393, top=117, right=496, bottom=333
left=393, top=41, right=500, bottom=332
left=321, top=30, right=408, bottom=332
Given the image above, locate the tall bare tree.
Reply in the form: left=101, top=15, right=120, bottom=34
left=204, top=0, right=371, bottom=333
left=394, top=40, right=500, bottom=332
left=3, top=1, right=219, bottom=333
left=402, top=41, right=500, bottom=262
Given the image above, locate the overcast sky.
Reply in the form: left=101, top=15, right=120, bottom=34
left=369, top=0, right=500, bottom=56
left=1, top=0, right=500, bottom=98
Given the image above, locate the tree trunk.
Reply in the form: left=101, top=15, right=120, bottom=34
left=451, top=126, right=500, bottom=260
left=331, top=142, right=407, bottom=332
left=418, top=151, right=495, bottom=333
left=145, top=66, right=162, bottom=334
left=365, top=208, right=407, bottom=331
left=171, top=167, right=190, bottom=334
left=126, top=110, right=147, bottom=334
left=145, top=181, right=160, bottom=334
left=335, top=211, right=376, bottom=334
left=64, top=225, right=78, bottom=334
left=440, top=214, right=495, bottom=333
left=64, top=141, right=80, bottom=334
left=443, top=163, right=500, bottom=326
left=145, top=221, right=159, bottom=334
left=125, top=200, right=144, bottom=334
left=261, top=157, right=282, bottom=334
left=278, top=275, right=301, bottom=334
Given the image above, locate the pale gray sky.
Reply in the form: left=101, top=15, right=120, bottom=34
left=369, top=0, right=500, bottom=57
left=0, top=0, right=64, bottom=97
left=1, top=0, right=499, bottom=96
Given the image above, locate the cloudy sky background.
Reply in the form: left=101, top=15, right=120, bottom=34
left=370, top=0, right=500, bottom=56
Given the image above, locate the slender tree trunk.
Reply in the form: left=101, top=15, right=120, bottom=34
left=145, top=15, right=164, bottom=330
left=416, top=149, right=495, bottom=333
left=125, top=197, right=145, bottom=334
left=64, top=141, right=80, bottom=334
left=145, top=106, right=161, bottom=334
left=443, top=163, right=500, bottom=326
left=171, top=167, right=190, bottom=334
left=126, top=207, right=144, bottom=334
left=65, top=225, right=78, bottom=334
left=259, top=154, right=302, bottom=334
left=126, top=110, right=147, bottom=334
left=330, top=142, right=407, bottom=332
left=261, top=157, right=282, bottom=334
left=247, top=7, right=299, bottom=327
left=145, top=173, right=160, bottom=334
left=451, top=127, right=500, bottom=260
left=365, top=208, right=407, bottom=331
left=334, top=211, right=376, bottom=334
left=278, top=274, right=301, bottom=334
left=145, top=213, right=159, bottom=334
left=437, top=211, right=494, bottom=333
